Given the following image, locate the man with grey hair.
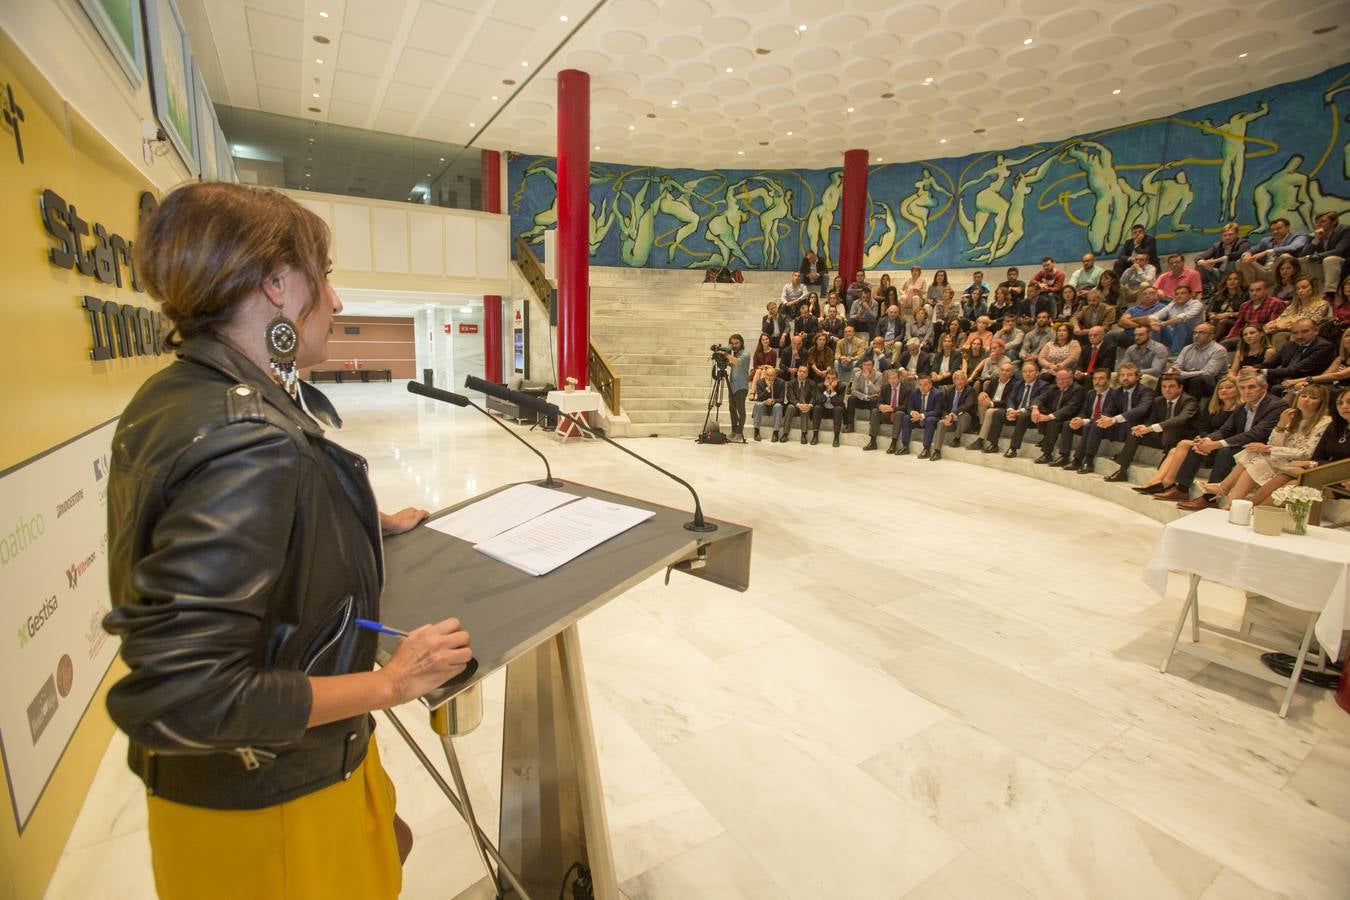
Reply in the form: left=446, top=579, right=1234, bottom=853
left=1172, top=322, right=1229, bottom=398
left=1260, top=317, right=1336, bottom=391
left=1154, top=371, right=1288, bottom=509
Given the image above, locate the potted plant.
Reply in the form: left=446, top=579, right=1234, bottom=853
left=1269, top=484, right=1323, bottom=535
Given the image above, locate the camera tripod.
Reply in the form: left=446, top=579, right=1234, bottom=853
left=697, top=363, right=737, bottom=444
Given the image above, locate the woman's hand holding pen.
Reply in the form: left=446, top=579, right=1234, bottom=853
left=381, top=618, right=473, bottom=703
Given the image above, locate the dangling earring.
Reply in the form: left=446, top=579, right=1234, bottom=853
left=265, top=314, right=299, bottom=398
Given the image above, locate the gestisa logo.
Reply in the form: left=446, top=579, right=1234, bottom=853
left=66, top=552, right=96, bottom=589
left=17, top=595, right=58, bottom=649
left=92, top=454, right=109, bottom=481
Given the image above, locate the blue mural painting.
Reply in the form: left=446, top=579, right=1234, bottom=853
left=509, top=63, right=1350, bottom=271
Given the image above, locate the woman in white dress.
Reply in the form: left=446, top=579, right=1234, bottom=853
left=1203, top=384, right=1332, bottom=503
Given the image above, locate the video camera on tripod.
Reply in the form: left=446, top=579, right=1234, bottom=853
left=709, top=343, right=733, bottom=374
left=697, top=344, right=740, bottom=445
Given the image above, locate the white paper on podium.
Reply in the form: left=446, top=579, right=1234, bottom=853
left=473, top=497, right=656, bottom=576
left=424, top=483, right=579, bottom=544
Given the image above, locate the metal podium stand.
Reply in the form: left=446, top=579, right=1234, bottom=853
left=374, top=480, right=752, bottom=900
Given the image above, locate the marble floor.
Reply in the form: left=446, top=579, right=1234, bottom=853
left=46, top=384, right=1350, bottom=900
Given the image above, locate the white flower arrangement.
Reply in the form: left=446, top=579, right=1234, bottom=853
left=1270, top=485, right=1323, bottom=505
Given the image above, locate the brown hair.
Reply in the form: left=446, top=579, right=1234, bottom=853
left=133, top=183, right=330, bottom=344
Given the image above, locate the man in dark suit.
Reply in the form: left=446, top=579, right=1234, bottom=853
left=898, top=373, right=943, bottom=457
left=1074, top=325, right=1117, bottom=386
left=1155, top=372, right=1288, bottom=508
left=970, top=359, right=1019, bottom=451
left=799, top=250, right=828, bottom=292
left=1063, top=363, right=1154, bottom=473
left=1108, top=373, right=1198, bottom=482
left=1261, top=318, right=1335, bottom=390
left=777, top=332, right=810, bottom=378
left=862, top=336, right=894, bottom=374
left=895, top=339, right=932, bottom=387
left=932, top=370, right=977, bottom=460
left=783, top=364, right=823, bottom=444
left=872, top=369, right=907, bottom=452
left=761, top=301, right=790, bottom=350
left=1030, top=369, right=1088, bottom=466
left=1113, top=223, right=1161, bottom=276
left=751, top=365, right=787, bottom=442
left=987, top=361, right=1049, bottom=456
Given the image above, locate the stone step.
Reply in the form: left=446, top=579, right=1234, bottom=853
left=623, top=409, right=713, bottom=424
left=622, top=396, right=712, bottom=410
left=608, top=352, right=714, bottom=365
left=611, top=362, right=719, bottom=377
left=621, top=385, right=712, bottom=399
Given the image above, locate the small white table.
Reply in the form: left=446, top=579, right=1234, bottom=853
left=547, top=389, right=603, bottom=442
left=1143, top=508, right=1350, bottom=717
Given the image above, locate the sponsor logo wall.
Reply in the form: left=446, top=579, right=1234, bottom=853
left=0, top=420, right=119, bottom=831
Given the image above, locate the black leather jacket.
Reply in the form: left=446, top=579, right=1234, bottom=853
left=103, top=336, right=384, bottom=810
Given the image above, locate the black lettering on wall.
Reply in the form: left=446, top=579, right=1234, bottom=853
left=109, top=235, right=129, bottom=289
left=41, top=189, right=74, bottom=269
left=82, top=296, right=112, bottom=361
left=137, top=307, right=158, bottom=356
left=93, top=224, right=118, bottom=285
left=68, top=204, right=95, bottom=278
left=119, top=304, right=142, bottom=356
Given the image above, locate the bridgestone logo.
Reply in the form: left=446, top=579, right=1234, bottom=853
left=56, top=489, right=84, bottom=518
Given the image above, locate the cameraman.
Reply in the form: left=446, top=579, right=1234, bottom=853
left=726, top=333, right=752, bottom=440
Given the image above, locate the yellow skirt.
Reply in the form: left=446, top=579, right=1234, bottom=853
left=146, top=738, right=402, bottom=900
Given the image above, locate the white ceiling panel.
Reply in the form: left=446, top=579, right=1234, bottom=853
left=253, top=52, right=302, bottom=90
left=448, top=59, right=505, bottom=95
left=392, top=47, right=456, bottom=87
left=336, top=33, right=393, bottom=78
left=345, top=0, right=408, bottom=41
left=463, top=18, right=534, bottom=65
left=328, top=98, right=371, bottom=128
left=405, top=1, right=478, bottom=53
left=332, top=69, right=382, bottom=104
left=245, top=8, right=303, bottom=60
left=429, top=90, right=480, bottom=120
left=257, top=84, right=301, bottom=116
left=383, top=81, right=432, bottom=114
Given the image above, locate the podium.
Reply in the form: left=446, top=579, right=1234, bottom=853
left=374, top=480, right=752, bottom=899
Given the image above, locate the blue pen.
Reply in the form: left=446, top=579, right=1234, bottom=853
left=355, top=618, right=408, bottom=638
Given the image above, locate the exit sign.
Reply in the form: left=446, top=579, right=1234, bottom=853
left=443, top=324, right=452, bottom=334
left=459, top=323, right=479, bottom=334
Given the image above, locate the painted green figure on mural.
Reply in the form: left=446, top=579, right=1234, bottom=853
left=657, top=175, right=711, bottom=263
left=899, top=169, right=950, bottom=246
left=590, top=199, right=615, bottom=254
left=981, top=157, right=1055, bottom=262
left=616, top=179, right=659, bottom=267
left=1063, top=141, right=1133, bottom=254
left=1323, top=83, right=1350, bottom=178
left=1254, top=155, right=1315, bottom=232
left=864, top=203, right=897, bottom=268
left=519, top=162, right=558, bottom=244
left=754, top=180, right=794, bottom=268
left=1129, top=162, right=1194, bottom=234
left=805, top=170, right=843, bottom=267
left=696, top=183, right=754, bottom=269
left=959, top=151, right=1042, bottom=257
left=1199, top=101, right=1269, bottom=223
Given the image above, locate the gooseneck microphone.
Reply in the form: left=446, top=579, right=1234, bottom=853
left=406, top=381, right=562, bottom=488
left=464, top=376, right=717, bottom=533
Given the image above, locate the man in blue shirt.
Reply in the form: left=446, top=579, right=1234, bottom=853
left=1108, top=288, right=1167, bottom=349
left=1237, top=217, right=1309, bottom=286
left=726, top=333, right=753, bottom=441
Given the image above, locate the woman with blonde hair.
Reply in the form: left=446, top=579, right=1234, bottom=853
left=103, top=183, right=472, bottom=899
left=1202, top=384, right=1332, bottom=502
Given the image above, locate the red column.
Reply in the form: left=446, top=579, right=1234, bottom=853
left=837, top=149, right=869, bottom=289
left=481, top=149, right=503, bottom=383
left=556, top=69, right=590, bottom=389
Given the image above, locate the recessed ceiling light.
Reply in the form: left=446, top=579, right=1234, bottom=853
left=491, top=95, right=498, bottom=100
left=425, top=173, right=431, bottom=177
left=737, top=150, right=744, bottom=155
left=312, top=92, right=320, bottom=98
left=1313, top=24, right=1338, bottom=34
left=594, top=145, right=599, bottom=150
left=798, top=24, right=807, bottom=32
left=307, top=106, right=321, bottom=112
left=846, top=106, right=854, bottom=112
left=1112, top=88, right=1121, bottom=95
left=924, top=77, right=934, bottom=83
left=881, top=91, right=894, bottom=99
left=469, top=122, right=475, bottom=127
left=521, top=61, right=529, bottom=67
left=755, top=48, right=770, bottom=54
left=876, top=157, right=883, bottom=161
left=315, top=58, right=323, bottom=64
left=1016, top=116, right=1025, bottom=122
left=319, top=10, right=329, bottom=18
left=939, top=138, right=947, bottom=143
left=973, top=128, right=986, bottom=134
left=559, top=14, right=568, bottom=22
left=313, top=34, right=330, bottom=44
left=307, top=137, right=315, bottom=142
left=305, top=172, right=311, bottom=177
left=671, top=100, right=678, bottom=105
left=1238, top=51, right=1248, bottom=58
left=1023, top=37, right=1033, bottom=45
left=725, top=67, right=733, bottom=73
left=439, top=157, right=445, bottom=162
left=646, top=112, right=657, bottom=118
left=786, top=131, right=792, bottom=135
left=758, top=140, right=769, bottom=146
left=628, top=125, right=635, bottom=129
left=502, top=79, right=516, bottom=85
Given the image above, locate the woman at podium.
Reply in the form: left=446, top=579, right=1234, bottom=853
left=101, top=183, right=472, bottom=900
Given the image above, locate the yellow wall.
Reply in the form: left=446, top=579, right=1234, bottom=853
left=0, top=18, right=182, bottom=898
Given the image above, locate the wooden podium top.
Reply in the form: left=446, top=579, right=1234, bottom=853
left=376, top=479, right=752, bottom=708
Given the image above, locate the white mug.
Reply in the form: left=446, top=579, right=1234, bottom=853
left=1229, top=498, right=1253, bottom=526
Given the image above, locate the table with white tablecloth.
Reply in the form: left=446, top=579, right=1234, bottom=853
left=546, top=389, right=603, bottom=441
left=1143, top=508, right=1350, bottom=716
